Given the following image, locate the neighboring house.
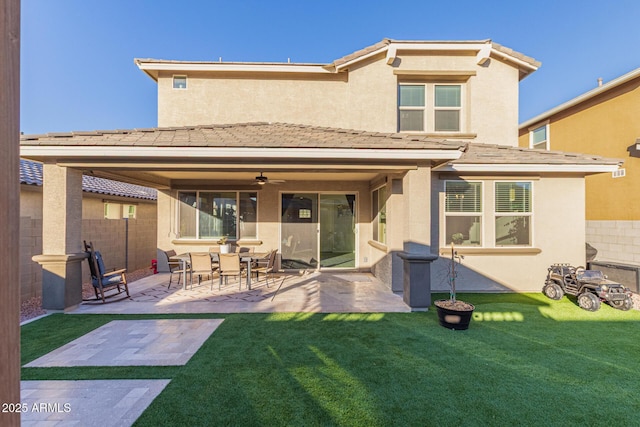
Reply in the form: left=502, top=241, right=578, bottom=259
left=20, top=39, right=620, bottom=311
left=518, top=68, right=640, bottom=267
left=19, top=159, right=158, bottom=302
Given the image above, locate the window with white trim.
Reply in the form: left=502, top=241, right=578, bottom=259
left=530, top=124, right=549, bottom=150
left=399, top=83, right=463, bottom=133
left=495, top=182, right=532, bottom=246
left=444, top=181, right=482, bottom=246
left=177, top=191, right=257, bottom=240
left=173, top=75, right=187, bottom=89
left=372, top=186, right=387, bottom=244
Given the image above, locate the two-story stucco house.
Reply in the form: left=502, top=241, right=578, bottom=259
left=519, top=68, right=640, bottom=281
left=20, top=39, right=620, bottom=310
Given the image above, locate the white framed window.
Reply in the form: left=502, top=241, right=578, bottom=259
left=495, top=182, right=532, bottom=246
left=173, top=75, right=187, bottom=89
left=444, top=181, right=482, bottom=246
left=124, top=205, right=136, bottom=219
left=399, top=83, right=463, bottom=133
left=530, top=124, right=549, bottom=150
left=177, top=191, right=257, bottom=240
left=104, top=203, right=120, bottom=219
left=372, top=185, right=387, bottom=244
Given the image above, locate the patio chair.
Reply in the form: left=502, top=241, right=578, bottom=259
left=164, top=249, right=190, bottom=289
left=83, top=241, right=129, bottom=303
left=189, top=252, right=215, bottom=289
left=218, top=253, right=243, bottom=291
left=253, top=249, right=277, bottom=287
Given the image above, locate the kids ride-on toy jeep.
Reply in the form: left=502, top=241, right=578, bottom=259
left=543, top=263, right=634, bottom=311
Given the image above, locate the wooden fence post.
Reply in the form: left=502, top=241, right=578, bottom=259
left=0, top=0, right=22, bottom=425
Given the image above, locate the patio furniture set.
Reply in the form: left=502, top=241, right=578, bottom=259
left=84, top=241, right=277, bottom=304
left=164, top=248, right=278, bottom=291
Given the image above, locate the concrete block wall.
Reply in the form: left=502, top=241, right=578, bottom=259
left=586, top=220, right=640, bottom=265
left=19, top=217, right=43, bottom=302
left=20, top=217, right=157, bottom=302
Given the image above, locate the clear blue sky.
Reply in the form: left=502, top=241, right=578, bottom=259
left=20, top=0, right=640, bottom=134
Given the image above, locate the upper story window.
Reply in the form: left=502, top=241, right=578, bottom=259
left=530, top=124, right=549, bottom=150
left=173, top=75, right=187, bottom=89
left=177, top=191, right=257, bottom=240
left=399, top=83, right=463, bottom=133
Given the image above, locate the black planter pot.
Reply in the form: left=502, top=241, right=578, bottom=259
left=434, top=300, right=475, bottom=330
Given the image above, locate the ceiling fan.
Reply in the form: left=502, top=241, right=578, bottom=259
left=255, top=172, right=285, bottom=185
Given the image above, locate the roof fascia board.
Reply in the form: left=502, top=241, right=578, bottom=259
left=136, top=61, right=333, bottom=74
left=489, top=48, right=539, bottom=72
left=435, top=163, right=620, bottom=173
left=520, top=68, right=640, bottom=129
left=20, top=146, right=463, bottom=161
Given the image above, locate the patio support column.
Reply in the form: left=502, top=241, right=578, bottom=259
left=400, top=167, right=435, bottom=310
left=32, top=164, right=86, bottom=310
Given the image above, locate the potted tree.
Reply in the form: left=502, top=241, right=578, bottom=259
left=434, top=243, right=475, bottom=330
left=218, top=236, right=231, bottom=254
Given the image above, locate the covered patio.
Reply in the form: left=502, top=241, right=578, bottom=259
left=71, top=271, right=411, bottom=314
left=21, top=122, right=465, bottom=312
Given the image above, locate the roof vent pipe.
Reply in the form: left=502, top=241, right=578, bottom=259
left=597, top=77, right=603, bottom=87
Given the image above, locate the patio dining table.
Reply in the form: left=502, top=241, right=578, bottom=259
left=171, top=252, right=269, bottom=291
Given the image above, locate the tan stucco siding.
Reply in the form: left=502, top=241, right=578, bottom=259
left=157, top=53, right=520, bottom=145
left=520, top=84, right=640, bottom=220
left=158, top=71, right=350, bottom=130
left=431, top=176, right=586, bottom=292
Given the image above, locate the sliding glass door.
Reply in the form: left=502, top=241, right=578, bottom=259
left=319, top=194, right=356, bottom=268
left=281, top=193, right=356, bottom=270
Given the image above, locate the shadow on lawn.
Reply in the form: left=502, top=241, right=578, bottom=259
left=135, top=302, right=640, bottom=426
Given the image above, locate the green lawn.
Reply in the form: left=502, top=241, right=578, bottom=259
left=21, top=293, right=640, bottom=426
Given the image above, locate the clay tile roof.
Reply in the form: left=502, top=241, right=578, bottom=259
left=20, top=122, right=466, bottom=151
left=20, top=122, right=619, bottom=167
left=19, top=159, right=157, bottom=200
left=452, top=143, right=622, bottom=166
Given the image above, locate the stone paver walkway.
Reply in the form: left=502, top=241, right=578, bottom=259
left=25, top=319, right=223, bottom=367
left=21, top=379, right=170, bottom=426
left=20, top=271, right=409, bottom=426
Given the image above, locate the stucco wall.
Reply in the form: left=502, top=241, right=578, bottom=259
left=431, top=175, right=586, bottom=292
left=519, top=81, right=640, bottom=221
left=157, top=52, right=520, bottom=146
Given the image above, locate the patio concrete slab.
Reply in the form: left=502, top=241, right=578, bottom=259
left=21, top=379, right=170, bottom=426
left=25, top=319, right=223, bottom=367
left=70, top=271, right=411, bottom=315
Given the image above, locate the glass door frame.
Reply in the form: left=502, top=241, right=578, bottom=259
left=279, top=191, right=359, bottom=270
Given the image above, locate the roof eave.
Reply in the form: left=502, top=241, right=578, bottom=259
left=520, top=67, right=640, bottom=129
left=434, top=163, right=621, bottom=173
left=20, top=146, right=463, bottom=162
